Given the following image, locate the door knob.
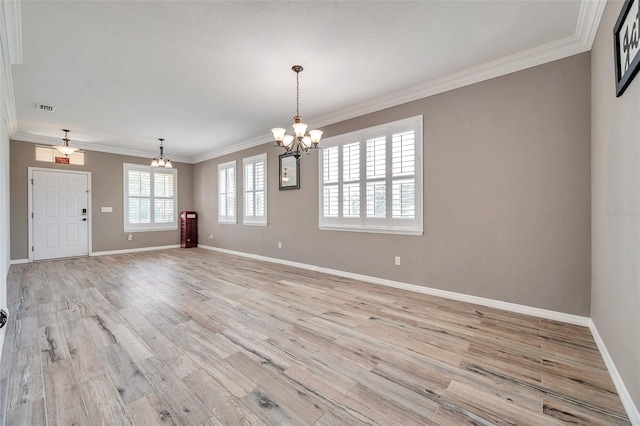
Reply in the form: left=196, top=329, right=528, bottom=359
left=82, top=218, right=87, bottom=221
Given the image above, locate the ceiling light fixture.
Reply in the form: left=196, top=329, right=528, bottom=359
left=53, top=129, right=79, bottom=156
left=271, top=65, right=322, bottom=159
left=151, top=138, right=172, bottom=168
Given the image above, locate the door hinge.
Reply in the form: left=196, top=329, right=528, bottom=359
left=31, top=246, right=34, bottom=252
left=30, top=179, right=34, bottom=185
left=31, top=212, right=34, bottom=218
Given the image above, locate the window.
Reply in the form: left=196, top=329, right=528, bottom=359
left=123, top=163, right=177, bottom=232
left=218, top=160, right=237, bottom=223
left=243, top=153, right=267, bottom=225
left=36, top=146, right=85, bottom=165
left=319, top=115, right=423, bottom=235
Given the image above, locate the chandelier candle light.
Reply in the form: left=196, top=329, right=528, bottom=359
left=53, top=129, right=79, bottom=156
left=151, top=138, right=172, bottom=168
left=271, top=65, right=322, bottom=159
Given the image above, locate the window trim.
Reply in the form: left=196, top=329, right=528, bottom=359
left=218, top=160, right=237, bottom=224
left=243, top=153, right=268, bottom=226
left=318, top=115, right=423, bottom=236
left=36, top=145, right=86, bottom=165
left=123, top=163, right=178, bottom=232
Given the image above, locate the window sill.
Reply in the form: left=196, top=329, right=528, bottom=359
left=319, top=224, right=423, bottom=236
left=124, top=226, right=178, bottom=233
left=243, top=221, right=267, bottom=227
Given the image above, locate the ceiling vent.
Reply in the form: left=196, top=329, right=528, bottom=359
left=36, top=103, right=56, bottom=112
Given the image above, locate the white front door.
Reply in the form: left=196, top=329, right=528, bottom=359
left=32, top=170, right=89, bottom=260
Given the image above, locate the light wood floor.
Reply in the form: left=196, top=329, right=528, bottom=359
left=0, top=248, right=630, bottom=425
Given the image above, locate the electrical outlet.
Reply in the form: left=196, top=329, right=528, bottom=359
left=395, top=256, right=401, bottom=266
left=127, top=234, right=133, bottom=241
left=209, top=234, right=213, bottom=239
left=278, top=242, right=282, bottom=249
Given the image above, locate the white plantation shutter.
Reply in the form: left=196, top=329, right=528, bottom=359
left=323, top=147, right=339, bottom=218
left=154, top=173, right=175, bottom=223
left=218, top=161, right=237, bottom=223
left=124, top=164, right=177, bottom=231
left=342, top=142, right=360, bottom=218
left=392, top=130, right=416, bottom=219
left=365, top=135, right=387, bottom=221
left=318, top=115, right=423, bottom=235
left=243, top=154, right=267, bottom=225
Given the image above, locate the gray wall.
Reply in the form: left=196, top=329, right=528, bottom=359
left=10, top=140, right=194, bottom=259
left=591, top=1, right=640, bottom=410
left=194, top=52, right=592, bottom=316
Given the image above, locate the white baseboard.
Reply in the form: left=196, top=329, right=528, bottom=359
left=9, top=259, right=29, bottom=265
left=201, top=244, right=640, bottom=423
left=589, top=320, right=640, bottom=425
left=91, top=245, right=180, bottom=257
left=198, top=244, right=590, bottom=326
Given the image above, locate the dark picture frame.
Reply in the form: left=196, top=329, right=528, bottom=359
left=614, top=0, right=640, bottom=97
left=279, top=153, right=300, bottom=190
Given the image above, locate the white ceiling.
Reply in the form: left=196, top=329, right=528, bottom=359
left=9, top=1, right=602, bottom=163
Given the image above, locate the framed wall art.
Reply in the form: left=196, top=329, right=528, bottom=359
left=614, top=0, right=640, bottom=97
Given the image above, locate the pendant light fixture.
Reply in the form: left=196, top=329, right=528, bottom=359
left=151, top=138, right=172, bottom=168
left=271, top=65, right=322, bottom=159
left=53, top=129, right=79, bottom=156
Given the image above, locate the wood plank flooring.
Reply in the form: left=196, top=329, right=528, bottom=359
left=0, top=248, right=630, bottom=425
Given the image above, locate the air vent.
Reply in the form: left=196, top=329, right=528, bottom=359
left=36, top=103, right=56, bottom=112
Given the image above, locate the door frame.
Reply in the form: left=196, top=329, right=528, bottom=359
left=28, top=167, right=93, bottom=262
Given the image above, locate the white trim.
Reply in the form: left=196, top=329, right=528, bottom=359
left=0, top=0, right=19, bottom=136
left=11, top=133, right=192, bottom=164
left=6, top=1, right=606, bottom=165
left=28, top=167, right=93, bottom=262
left=192, top=4, right=605, bottom=163
left=192, top=134, right=272, bottom=164
left=198, top=244, right=590, bottom=326
left=91, top=245, right=180, bottom=257
left=123, top=163, right=179, bottom=232
left=242, top=153, right=268, bottom=226
left=589, top=320, right=640, bottom=425
left=218, top=160, right=237, bottom=224
left=3, top=0, right=23, bottom=66
left=318, top=225, right=423, bottom=236
left=575, top=0, right=607, bottom=50
left=199, top=245, right=640, bottom=423
left=319, top=115, right=423, bottom=235
left=9, top=259, right=29, bottom=265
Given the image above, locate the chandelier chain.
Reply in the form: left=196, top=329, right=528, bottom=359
left=296, top=70, right=300, bottom=118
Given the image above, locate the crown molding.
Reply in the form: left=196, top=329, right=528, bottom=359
left=3, top=0, right=22, bottom=65
left=576, top=0, right=607, bottom=49
left=190, top=133, right=273, bottom=164
left=11, top=132, right=192, bottom=163
left=193, top=0, right=607, bottom=164
left=5, top=0, right=607, bottom=165
left=1, top=0, right=21, bottom=135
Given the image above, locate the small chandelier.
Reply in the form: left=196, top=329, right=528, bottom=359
left=53, top=129, right=79, bottom=156
left=271, top=65, right=322, bottom=159
left=282, top=167, right=290, bottom=183
left=151, top=138, right=172, bottom=168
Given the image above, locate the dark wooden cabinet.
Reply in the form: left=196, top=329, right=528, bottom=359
left=180, top=211, right=198, bottom=248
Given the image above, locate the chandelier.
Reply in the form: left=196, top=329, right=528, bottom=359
left=271, top=65, right=322, bottom=159
left=53, top=129, right=79, bottom=156
left=151, top=138, right=173, bottom=168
